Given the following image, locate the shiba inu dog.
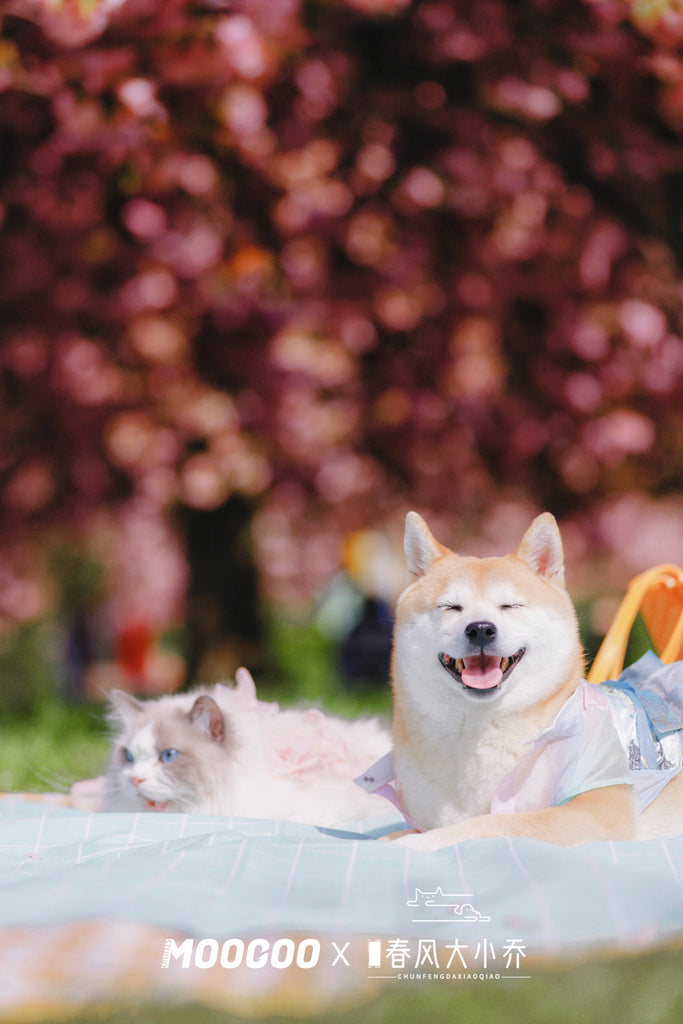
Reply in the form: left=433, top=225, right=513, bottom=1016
left=371, top=511, right=683, bottom=850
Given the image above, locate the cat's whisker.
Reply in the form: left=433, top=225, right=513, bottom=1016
left=25, top=765, right=73, bottom=793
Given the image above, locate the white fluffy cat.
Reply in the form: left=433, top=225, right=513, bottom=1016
left=74, top=668, right=391, bottom=828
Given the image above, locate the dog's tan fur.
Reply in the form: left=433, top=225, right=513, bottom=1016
left=387, top=512, right=682, bottom=851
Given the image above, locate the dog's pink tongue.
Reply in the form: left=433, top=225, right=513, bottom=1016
left=462, top=655, right=503, bottom=690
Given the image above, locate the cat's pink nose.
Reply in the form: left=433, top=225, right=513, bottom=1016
left=130, top=777, right=143, bottom=788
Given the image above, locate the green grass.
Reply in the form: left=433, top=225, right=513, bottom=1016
left=3, top=618, right=683, bottom=1023
left=0, top=606, right=657, bottom=796
left=262, top=615, right=392, bottom=718
left=0, top=698, right=110, bottom=793
left=36, top=948, right=683, bottom=1024
left=0, top=617, right=389, bottom=794
left=0, top=601, right=659, bottom=796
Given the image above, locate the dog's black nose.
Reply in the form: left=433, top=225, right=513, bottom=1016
left=465, top=621, right=497, bottom=645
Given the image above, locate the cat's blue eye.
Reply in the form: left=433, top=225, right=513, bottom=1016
left=159, top=748, right=178, bottom=764
left=123, top=748, right=135, bottom=764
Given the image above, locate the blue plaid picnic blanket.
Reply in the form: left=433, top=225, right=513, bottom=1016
left=2, top=795, right=683, bottom=960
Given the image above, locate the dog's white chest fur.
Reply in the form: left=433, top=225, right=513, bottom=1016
left=395, top=713, right=534, bottom=828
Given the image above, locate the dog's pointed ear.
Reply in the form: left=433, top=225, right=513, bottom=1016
left=515, top=513, right=565, bottom=586
left=404, top=512, right=445, bottom=578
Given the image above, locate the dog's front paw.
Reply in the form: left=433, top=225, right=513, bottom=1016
left=389, top=830, right=437, bottom=851
left=378, top=828, right=419, bottom=843
left=387, top=821, right=484, bottom=851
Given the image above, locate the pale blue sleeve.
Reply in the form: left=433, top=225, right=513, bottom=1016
left=552, top=699, right=633, bottom=807
left=491, top=684, right=632, bottom=815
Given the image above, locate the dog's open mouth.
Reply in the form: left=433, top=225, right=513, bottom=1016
left=438, top=649, right=526, bottom=694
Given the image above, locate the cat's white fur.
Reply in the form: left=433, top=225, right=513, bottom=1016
left=93, top=668, right=391, bottom=828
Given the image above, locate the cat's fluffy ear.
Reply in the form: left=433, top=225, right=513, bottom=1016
left=188, top=695, right=226, bottom=743
left=108, top=689, right=145, bottom=724
left=235, top=666, right=257, bottom=701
